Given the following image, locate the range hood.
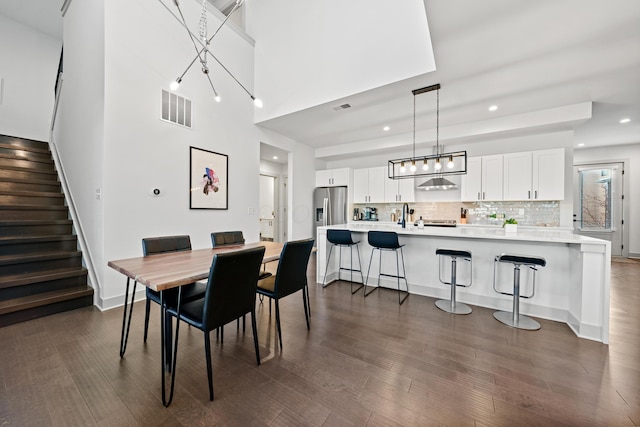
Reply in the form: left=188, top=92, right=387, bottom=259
left=417, top=177, right=458, bottom=191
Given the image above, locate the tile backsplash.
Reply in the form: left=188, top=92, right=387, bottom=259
left=355, top=201, right=560, bottom=227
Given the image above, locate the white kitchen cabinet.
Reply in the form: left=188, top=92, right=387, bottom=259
left=384, top=175, right=415, bottom=202
left=353, top=167, right=385, bottom=203
left=503, top=148, right=564, bottom=200
left=315, top=168, right=350, bottom=187
left=461, top=155, right=503, bottom=201
left=260, top=218, right=274, bottom=240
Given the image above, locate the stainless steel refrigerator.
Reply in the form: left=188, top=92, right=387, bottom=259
left=313, top=186, right=348, bottom=244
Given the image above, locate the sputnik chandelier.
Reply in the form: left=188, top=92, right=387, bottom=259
left=160, top=0, right=262, bottom=107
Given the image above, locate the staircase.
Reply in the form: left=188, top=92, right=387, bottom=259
left=0, top=134, right=93, bottom=327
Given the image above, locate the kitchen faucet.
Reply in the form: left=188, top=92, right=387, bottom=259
left=401, top=203, right=409, bottom=229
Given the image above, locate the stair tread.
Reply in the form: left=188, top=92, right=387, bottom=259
left=0, top=267, right=88, bottom=288
left=0, top=189, right=64, bottom=197
left=0, top=164, right=57, bottom=174
left=0, top=141, right=50, bottom=155
left=0, top=153, right=53, bottom=163
left=0, top=250, right=81, bottom=265
left=0, top=205, right=68, bottom=211
left=0, top=235, right=76, bottom=245
left=0, top=285, right=93, bottom=315
left=0, top=219, right=72, bottom=225
left=0, top=176, right=60, bottom=186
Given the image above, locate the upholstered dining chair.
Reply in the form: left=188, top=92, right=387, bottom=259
left=141, top=235, right=207, bottom=342
left=256, top=238, right=314, bottom=350
left=167, top=246, right=265, bottom=401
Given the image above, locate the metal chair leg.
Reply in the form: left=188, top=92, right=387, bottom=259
left=120, top=278, right=137, bottom=358
left=364, top=248, right=378, bottom=297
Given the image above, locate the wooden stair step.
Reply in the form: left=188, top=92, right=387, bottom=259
left=0, top=142, right=51, bottom=156
left=0, top=250, right=82, bottom=266
left=0, top=192, right=65, bottom=206
left=0, top=267, right=88, bottom=290
left=0, top=166, right=57, bottom=182
left=0, top=205, right=69, bottom=221
left=0, top=219, right=72, bottom=233
left=0, top=177, right=61, bottom=192
left=0, top=135, right=49, bottom=151
left=0, top=150, right=53, bottom=163
left=0, top=285, right=94, bottom=327
left=0, top=235, right=78, bottom=255
left=0, top=156, right=54, bottom=170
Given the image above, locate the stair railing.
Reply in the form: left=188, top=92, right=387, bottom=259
left=49, top=72, right=102, bottom=303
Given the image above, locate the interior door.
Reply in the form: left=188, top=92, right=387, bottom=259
left=573, top=163, right=624, bottom=256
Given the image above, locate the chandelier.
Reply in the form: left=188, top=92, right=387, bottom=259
left=388, top=84, right=466, bottom=189
left=160, top=0, right=262, bottom=107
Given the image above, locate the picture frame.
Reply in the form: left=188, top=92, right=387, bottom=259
left=190, top=146, right=228, bottom=210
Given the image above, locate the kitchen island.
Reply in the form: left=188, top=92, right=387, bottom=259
left=317, top=223, right=611, bottom=343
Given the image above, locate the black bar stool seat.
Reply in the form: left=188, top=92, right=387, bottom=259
left=434, top=248, right=472, bottom=314
left=493, top=253, right=546, bottom=330
left=364, top=231, right=409, bottom=305
left=323, top=229, right=364, bottom=294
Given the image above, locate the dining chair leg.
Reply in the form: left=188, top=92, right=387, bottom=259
left=305, top=283, right=311, bottom=318
left=251, top=310, right=261, bottom=366
left=302, top=287, right=310, bottom=330
left=143, top=296, right=150, bottom=343
left=204, top=332, right=214, bottom=401
left=275, top=299, right=283, bottom=350
left=243, top=314, right=246, bottom=332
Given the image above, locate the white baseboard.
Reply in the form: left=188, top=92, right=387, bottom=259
left=98, top=289, right=147, bottom=311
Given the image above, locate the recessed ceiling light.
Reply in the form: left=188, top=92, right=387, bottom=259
left=488, top=105, right=498, bottom=112
left=272, top=156, right=278, bottom=160
left=578, top=143, right=585, bottom=147
left=383, top=126, right=390, bottom=131
left=619, top=118, right=631, bottom=124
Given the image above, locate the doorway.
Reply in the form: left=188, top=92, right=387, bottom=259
left=573, top=162, right=625, bottom=256
left=259, top=174, right=276, bottom=241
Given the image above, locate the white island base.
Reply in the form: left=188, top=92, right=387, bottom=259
left=316, top=223, right=611, bottom=343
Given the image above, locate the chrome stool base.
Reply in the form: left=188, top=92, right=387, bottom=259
left=435, top=299, right=472, bottom=315
left=493, top=311, right=540, bottom=330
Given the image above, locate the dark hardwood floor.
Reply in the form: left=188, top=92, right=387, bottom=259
left=0, top=256, right=639, bottom=426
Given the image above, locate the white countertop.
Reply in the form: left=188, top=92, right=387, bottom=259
left=320, top=222, right=607, bottom=245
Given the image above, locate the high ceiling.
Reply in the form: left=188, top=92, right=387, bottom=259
left=2, top=0, right=639, bottom=166
left=255, top=0, right=640, bottom=163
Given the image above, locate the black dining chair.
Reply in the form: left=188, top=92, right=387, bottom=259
left=141, top=235, right=207, bottom=342
left=256, top=238, right=314, bottom=350
left=168, top=246, right=265, bottom=401
left=211, top=231, right=245, bottom=247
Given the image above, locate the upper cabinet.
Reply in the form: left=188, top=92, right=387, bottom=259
left=461, top=155, right=503, bottom=201
left=315, top=168, right=350, bottom=187
left=503, top=148, right=564, bottom=201
left=353, top=167, right=386, bottom=203
left=384, top=175, right=415, bottom=203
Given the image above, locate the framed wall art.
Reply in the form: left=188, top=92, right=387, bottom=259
left=190, top=146, right=228, bottom=210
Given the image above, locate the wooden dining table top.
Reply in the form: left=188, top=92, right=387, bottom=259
left=107, top=241, right=284, bottom=292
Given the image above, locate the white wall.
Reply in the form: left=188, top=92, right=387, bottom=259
left=246, top=0, right=435, bottom=122
left=574, top=142, right=640, bottom=256
left=55, top=0, right=106, bottom=301
left=0, top=14, right=61, bottom=141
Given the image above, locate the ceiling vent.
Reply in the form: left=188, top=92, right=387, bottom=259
left=332, top=103, right=352, bottom=111
left=161, top=89, right=192, bottom=128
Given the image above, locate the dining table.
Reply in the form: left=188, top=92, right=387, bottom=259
left=107, top=240, right=284, bottom=406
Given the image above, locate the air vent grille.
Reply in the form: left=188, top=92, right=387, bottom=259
left=162, top=89, right=192, bottom=128
left=332, top=103, right=352, bottom=111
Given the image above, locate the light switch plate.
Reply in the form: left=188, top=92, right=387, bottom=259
left=248, top=207, right=255, bottom=215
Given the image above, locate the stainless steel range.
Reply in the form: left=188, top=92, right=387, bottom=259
left=415, top=219, right=457, bottom=227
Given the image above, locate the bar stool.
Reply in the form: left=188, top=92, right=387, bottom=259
left=323, top=229, right=364, bottom=294
left=364, top=231, right=409, bottom=305
left=434, top=248, right=473, bottom=314
left=493, top=254, right=546, bottom=330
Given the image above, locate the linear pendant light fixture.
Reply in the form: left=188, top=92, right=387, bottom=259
left=388, top=84, right=466, bottom=189
left=161, top=0, right=262, bottom=108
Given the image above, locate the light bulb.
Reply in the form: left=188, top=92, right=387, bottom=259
left=214, top=95, right=221, bottom=103
left=400, top=162, right=406, bottom=173
left=422, top=159, right=429, bottom=171
left=410, top=161, right=416, bottom=172
left=435, top=158, right=442, bottom=170
left=447, top=156, right=454, bottom=169
left=169, top=79, right=181, bottom=91
left=253, top=98, right=263, bottom=108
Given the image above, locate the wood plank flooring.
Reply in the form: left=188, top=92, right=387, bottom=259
left=0, top=256, right=638, bottom=426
